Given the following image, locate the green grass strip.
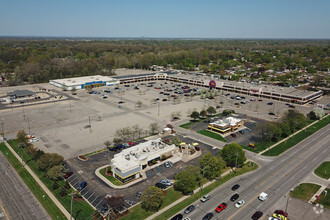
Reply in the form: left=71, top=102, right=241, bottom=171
left=99, top=168, right=123, bottom=186
left=121, top=163, right=257, bottom=220
left=314, top=161, right=330, bottom=179
left=0, top=143, right=66, bottom=220
left=197, top=129, right=227, bottom=142
left=318, top=188, right=330, bottom=209
left=262, top=116, right=329, bottom=156
left=290, top=183, right=321, bottom=201
left=7, top=140, right=95, bottom=220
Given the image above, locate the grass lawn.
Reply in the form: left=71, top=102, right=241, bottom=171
left=319, top=188, right=330, bottom=209
left=197, top=129, right=227, bottom=142
left=121, top=162, right=257, bottom=220
left=242, top=140, right=275, bottom=153
left=290, top=183, right=321, bottom=201
left=262, top=116, right=329, bottom=156
left=7, top=140, right=95, bottom=220
left=179, top=121, right=196, bottom=129
left=99, top=168, right=123, bottom=186
left=0, top=143, right=66, bottom=220
left=314, top=162, right=330, bottom=179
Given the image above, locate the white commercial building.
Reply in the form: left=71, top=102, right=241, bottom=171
left=110, top=138, right=177, bottom=183
left=49, top=75, right=119, bottom=90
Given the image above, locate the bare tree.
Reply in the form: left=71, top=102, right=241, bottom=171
left=149, top=123, right=160, bottom=135
left=132, top=124, right=143, bottom=139
left=104, top=140, right=112, bottom=150
left=136, top=100, right=143, bottom=108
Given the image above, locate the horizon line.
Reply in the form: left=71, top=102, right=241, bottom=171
left=0, top=35, right=330, bottom=41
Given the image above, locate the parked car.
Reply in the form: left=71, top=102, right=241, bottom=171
left=165, top=161, right=171, bottom=168
left=252, top=211, right=263, bottom=220
left=202, top=212, right=213, bottom=220
left=231, top=184, right=240, bottom=191
left=215, top=203, right=227, bottom=213
left=230, top=193, right=239, bottom=201
left=160, top=179, right=172, bottom=186
left=184, top=205, right=195, bottom=214
left=231, top=133, right=237, bottom=138
left=267, top=102, right=273, bottom=105
left=170, top=214, right=183, bottom=220
left=77, top=181, right=87, bottom=190
left=274, top=210, right=288, bottom=217
left=155, top=182, right=167, bottom=189
left=64, top=171, right=73, bottom=179
left=289, top=104, right=295, bottom=108
left=235, top=199, right=245, bottom=208
left=201, top=194, right=211, bottom=202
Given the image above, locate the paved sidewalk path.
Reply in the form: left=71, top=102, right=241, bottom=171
left=4, top=141, right=71, bottom=219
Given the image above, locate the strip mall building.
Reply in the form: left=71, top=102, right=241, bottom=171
left=50, top=72, right=322, bottom=105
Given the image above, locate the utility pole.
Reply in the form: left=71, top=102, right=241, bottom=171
left=88, top=116, right=91, bottom=133
left=22, top=105, right=26, bottom=120
left=69, top=192, right=74, bottom=220
left=235, top=151, right=238, bottom=172
left=27, top=119, right=31, bottom=135
left=285, top=195, right=289, bottom=212
left=157, top=101, right=160, bottom=116
left=1, top=122, right=4, bottom=140
left=19, top=142, right=25, bottom=167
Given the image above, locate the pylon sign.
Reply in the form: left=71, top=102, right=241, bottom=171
left=209, top=80, right=216, bottom=88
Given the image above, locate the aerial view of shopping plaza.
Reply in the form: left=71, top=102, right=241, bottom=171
left=1, top=68, right=329, bottom=220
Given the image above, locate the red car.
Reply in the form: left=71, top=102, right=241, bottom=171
left=215, top=202, right=227, bottom=213
left=274, top=210, right=288, bottom=217
left=128, top=142, right=135, bottom=146
left=64, top=171, right=73, bottom=179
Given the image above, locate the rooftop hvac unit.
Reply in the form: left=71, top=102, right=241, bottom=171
left=125, top=154, right=130, bottom=160
left=135, top=153, right=140, bottom=159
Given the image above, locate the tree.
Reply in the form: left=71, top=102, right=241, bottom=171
left=219, top=143, right=246, bottom=171
left=199, top=152, right=226, bottom=180
left=307, top=110, right=319, bottom=120
left=206, top=106, right=216, bottom=116
left=174, top=165, right=201, bottom=194
left=141, top=186, right=164, bottom=212
left=149, top=123, right=160, bottom=135
left=16, top=130, right=29, bottom=146
left=104, top=195, right=125, bottom=211
left=46, top=165, right=64, bottom=180
left=104, top=140, right=112, bottom=150
left=200, top=110, right=208, bottom=118
left=190, top=111, right=200, bottom=121
left=36, top=153, right=64, bottom=171
left=170, top=137, right=181, bottom=147
left=113, top=137, right=122, bottom=146
left=136, top=100, right=143, bottom=108
left=132, top=124, right=143, bottom=139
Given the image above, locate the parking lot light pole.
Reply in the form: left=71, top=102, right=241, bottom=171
left=1, top=122, right=4, bottom=140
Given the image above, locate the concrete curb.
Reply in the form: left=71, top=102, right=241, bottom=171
left=3, top=141, right=71, bottom=219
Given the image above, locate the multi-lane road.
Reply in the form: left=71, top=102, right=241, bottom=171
left=0, top=153, right=50, bottom=220
left=180, top=124, right=329, bottom=220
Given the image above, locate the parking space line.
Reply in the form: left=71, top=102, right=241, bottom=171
left=87, top=192, right=95, bottom=200
left=95, top=198, right=103, bottom=208
left=91, top=196, right=100, bottom=205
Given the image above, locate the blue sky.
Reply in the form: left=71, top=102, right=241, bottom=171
left=0, top=0, right=329, bottom=38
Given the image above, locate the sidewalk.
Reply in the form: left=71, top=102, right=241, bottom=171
left=146, top=168, right=235, bottom=220
left=3, top=141, right=71, bottom=219
left=258, top=115, right=329, bottom=155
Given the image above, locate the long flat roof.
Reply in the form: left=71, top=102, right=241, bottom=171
left=50, top=75, right=117, bottom=86
left=111, top=138, right=175, bottom=173
left=167, top=73, right=320, bottom=99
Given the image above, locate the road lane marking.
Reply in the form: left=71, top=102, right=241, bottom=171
left=0, top=200, right=10, bottom=220
left=228, top=134, right=329, bottom=220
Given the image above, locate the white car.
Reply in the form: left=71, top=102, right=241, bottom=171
left=200, top=194, right=211, bottom=202
left=183, top=218, right=191, bottom=220
left=28, top=137, right=39, bottom=143
left=160, top=179, right=172, bottom=186
left=234, top=199, right=245, bottom=208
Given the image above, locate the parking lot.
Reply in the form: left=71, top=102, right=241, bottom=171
left=64, top=135, right=218, bottom=212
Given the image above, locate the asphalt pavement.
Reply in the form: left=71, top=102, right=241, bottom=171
left=175, top=124, right=330, bottom=220
left=0, top=153, right=50, bottom=220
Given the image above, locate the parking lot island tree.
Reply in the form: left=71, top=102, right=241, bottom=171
left=219, top=143, right=246, bottom=172
left=206, top=106, right=216, bottom=116
left=141, top=186, right=164, bottom=212
left=174, top=165, right=201, bottom=195
left=190, top=111, right=200, bottom=121
left=199, top=152, right=226, bottom=180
